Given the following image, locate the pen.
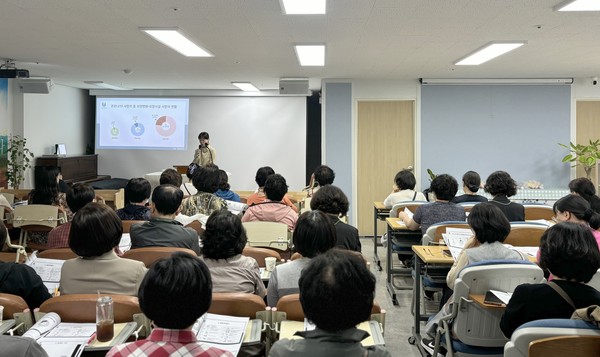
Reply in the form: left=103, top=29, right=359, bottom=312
left=54, top=287, right=60, bottom=297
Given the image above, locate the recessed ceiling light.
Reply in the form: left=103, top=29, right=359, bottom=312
left=455, top=42, right=526, bottom=66
left=140, top=28, right=213, bottom=57
left=555, top=0, right=600, bottom=11
left=294, top=45, right=325, bottom=66
left=280, top=0, right=326, bottom=14
left=84, top=81, right=129, bottom=90
left=231, top=82, right=260, bottom=91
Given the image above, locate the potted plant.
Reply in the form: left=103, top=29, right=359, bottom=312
left=559, top=140, right=600, bottom=179
left=6, top=135, right=34, bottom=189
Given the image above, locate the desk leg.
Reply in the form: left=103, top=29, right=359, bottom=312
left=385, top=223, right=398, bottom=305
left=373, top=207, right=382, bottom=271
left=409, top=255, right=427, bottom=356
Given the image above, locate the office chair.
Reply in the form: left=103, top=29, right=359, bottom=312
left=0, top=293, right=34, bottom=335
left=433, top=261, right=544, bottom=357
left=523, top=204, right=554, bottom=221
left=243, top=221, right=290, bottom=251
left=505, top=222, right=548, bottom=247
left=242, top=246, right=282, bottom=267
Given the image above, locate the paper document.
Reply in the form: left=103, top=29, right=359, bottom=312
left=446, top=246, right=463, bottom=261
left=118, top=233, right=131, bottom=253
left=489, top=290, right=513, bottom=305
left=226, top=200, right=248, bottom=215
left=527, top=219, right=553, bottom=227
left=442, top=233, right=469, bottom=249
left=303, top=319, right=316, bottom=332
left=26, top=254, right=65, bottom=295
left=24, top=314, right=93, bottom=357
left=193, top=313, right=249, bottom=356
left=511, top=246, right=539, bottom=257
left=403, top=207, right=414, bottom=219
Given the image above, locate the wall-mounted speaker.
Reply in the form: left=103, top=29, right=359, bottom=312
left=17, top=78, right=54, bottom=94
left=279, top=78, right=310, bottom=95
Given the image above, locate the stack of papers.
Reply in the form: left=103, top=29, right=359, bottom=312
left=24, top=313, right=93, bottom=357
left=26, top=253, right=65, bottom=295
left=192, top=313, right=249, bottom=356
left=441, top=228, right=472, bottom=261
left=489, top=290, right=513, bottom=304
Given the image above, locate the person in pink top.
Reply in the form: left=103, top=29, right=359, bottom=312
left=242, top=174, right=298, bottom=230
left=246, top=166, right=298, bottom=213
left=537, top=194, right=600, bottom=277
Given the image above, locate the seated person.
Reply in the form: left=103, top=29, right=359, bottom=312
left=549, top=194, right=600, bottom=247
left=484, top=171, right=524, bottom=221
left=398, top=174, right=466, bottom=234
left=383, top=169, right=426, bottom=208
left=421, top=203, right=529, bottom=354
left=307, top=165, right=335, bottom=197
left=159, top=168, right=182, bottom=187
left=446, top=203, right=528, bottom=289
left=107, top=252, right=233, bottom=357
left=180, top=165, right=227, bottom=216
left=0, top=220, right=51, bottom=310
left=199, top=210, right=266, bottom=297
left=181, top=163, right=199, bottom=196
left=270, top=249, right=391, bottom=357
left=569, top=177, right=600, bottom=213
left=246, top=166, right=298, bottom=213
left=60, top=203, right=147, bottom=295
left=0, top=335, right=48, bottom=357
left=310, top=185, right=361, bottom=252
left=130, top=185, right=201, bottom=255
left=48, top=183, right=100, bottom=249
left=116, top=178, right=152, bottom=221
left=28, top=166, right=73, bottom=245
left=267, top=211, right=337, bottom=306
left=242, top=174, right=298, bottom=230
left=500, top=222, right=600, bottom=338
left=450, top=171, right=488, bottom=204
left=214, top=170, right=241, bottom=202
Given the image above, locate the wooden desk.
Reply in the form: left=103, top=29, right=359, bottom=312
left=409, top=245, right=454, bottom=348
left=469, top=294, right=506, bottom=309
left=372, top=202, right=391, bottom=271
left=385, top=217, right=422, bottom=305
left=279, top=320, right=385, bottom=346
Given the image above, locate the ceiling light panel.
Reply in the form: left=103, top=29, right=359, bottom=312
left=140, top=28, right=213, bottom=57
left=280, top=0, right=326, bottom=14
left=294, top=45, right=325, bottom=66
left=555, top=0, right=600, bottom=11
left=231, top=82, right=259, bottom=91
left=455, top=42, right=526, bottom=66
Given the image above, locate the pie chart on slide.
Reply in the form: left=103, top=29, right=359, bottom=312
left=155, top=116, right=176, bottom=137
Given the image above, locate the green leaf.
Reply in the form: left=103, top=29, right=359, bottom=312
left=562, top=154, right=573, bottom=162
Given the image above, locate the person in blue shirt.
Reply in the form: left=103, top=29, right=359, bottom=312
left=214, top=170, right=240, bottom=202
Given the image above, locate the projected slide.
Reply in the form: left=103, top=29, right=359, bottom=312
left=96, top=98, right=189, bottom=150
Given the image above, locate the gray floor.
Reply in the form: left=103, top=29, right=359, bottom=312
left=361, top=236, right=425, bottom=356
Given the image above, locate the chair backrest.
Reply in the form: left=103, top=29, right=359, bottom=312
left=12, top=205, right=61, bottom=230
left=38, top=294, right=141, bottom=323
left=505, top=223, right=548, bottom=247
left=122, top=220, right=144, bottom=234
left=423, top=221, right=471, bottom=245
left=389, top=201, right=428, bottom=218
left=0, top=189, right=31, bottom=202
left=504, top=319, right=600, bottom=357
left=95, top=189, right=125, bottom=210
left=274, top=293, right=385, bottom=323
left=208, top=292, right=267, bottom=318
left=0, top=192, right=15, bottom=204
left=458, top=202, right=480, bottom=213
left=122, top=247, right=197, bottom=267
left=452, top=262, right=544, bottom=347
left=185, top=220, right=204, bottom=236
left=37, top=248, right=78, bottom=260
left=0, top=293, right=29, bottom=319
left=524, top=204, right=554, bottom=221
left=529, top=335, right=600, bottom=357
left=242, top=246, right=282, bottom=267
left=275, top=293, right=304, bottom=321
left=300, top=197, right=312, bottom=214
left=243, top=221, right=290, bottom=251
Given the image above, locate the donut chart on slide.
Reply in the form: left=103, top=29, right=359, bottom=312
left=155, top=116, right=176, bottom=137
left=131, top=122, right=145, bottom=136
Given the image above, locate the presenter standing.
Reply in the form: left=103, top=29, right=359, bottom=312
left=193, top=132, right=216, bottom=166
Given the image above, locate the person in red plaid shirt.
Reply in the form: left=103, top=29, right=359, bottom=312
left=47, top=183, right=101, bottom=249
left=106, top=252, right=232, bottom=357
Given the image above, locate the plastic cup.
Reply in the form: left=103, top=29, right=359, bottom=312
left=265, top=257, right=277, bottom=271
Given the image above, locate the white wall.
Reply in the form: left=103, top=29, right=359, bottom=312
left=18, top=84, right=92, bottom=188
left=97, top=96, right=307, bottom=191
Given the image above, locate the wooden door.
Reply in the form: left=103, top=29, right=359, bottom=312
left=357, top=100, right=414, bottom=236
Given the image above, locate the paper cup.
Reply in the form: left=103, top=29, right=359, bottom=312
left=265, top=257, right=277, bottom=271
